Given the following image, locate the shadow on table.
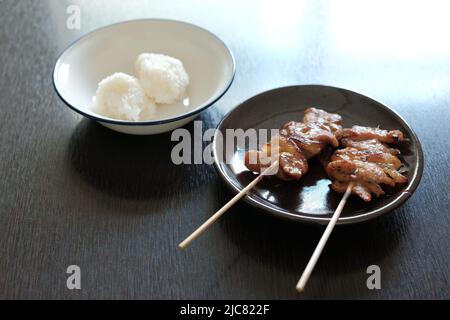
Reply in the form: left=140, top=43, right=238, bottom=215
left=67, top=119, right=213, bottom=200
left=218, top=189, right=409, bottom=290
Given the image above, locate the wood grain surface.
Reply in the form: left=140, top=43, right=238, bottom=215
left=0, top=0, right=448, bottom=299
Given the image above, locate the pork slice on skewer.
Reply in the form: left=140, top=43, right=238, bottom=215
left=331, top=147, right=407, bottom=184
left=244, top=136, right=308, bottom=181
left=326, top=125, right=407, bottom=202
left=337, top=125, right=404, bottom=144
left=332, top=147, right=402, bottom=170
left=302, top=107, right=343, bottom=133
left=340, top=138, right=401, bottom=156
left=327, top=159, right=394, bottom=201
left=280, top=121, right=339, bottom=159
left=244, top=108, right=342, bottom=180
left=280, top=108, right=342, bottom=159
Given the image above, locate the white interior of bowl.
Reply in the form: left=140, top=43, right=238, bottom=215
left=54, top=19, right=234, bottom=123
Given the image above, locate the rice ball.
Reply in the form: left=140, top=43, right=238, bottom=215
left=135, top=53, right=189, bottom=104
left=93, top=72, right=157, bottom=121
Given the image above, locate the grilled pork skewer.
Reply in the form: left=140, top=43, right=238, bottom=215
left=179, top=108, right=343, bottom=249
left=244, top=107, right=342, bottom=180
left=326, top=126, right=408, bottom=202
left=297, top=126, right=408, bottom=292
left=244, top=136, right=308, bottom=181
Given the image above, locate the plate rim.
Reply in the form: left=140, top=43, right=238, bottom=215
left=212, top=84, right=424, bottom=225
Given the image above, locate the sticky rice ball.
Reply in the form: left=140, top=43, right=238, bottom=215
left=93, top=72, right=157, bottom=121
left=135, top=53, right=189, bottom=104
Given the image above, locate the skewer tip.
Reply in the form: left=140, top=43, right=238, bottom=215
left=178, top=242, right=187, bottom=250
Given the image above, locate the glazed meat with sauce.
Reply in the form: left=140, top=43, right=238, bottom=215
left=340, top=138, right=401, bottom=156
left=337, top=125, right=404, bottom=144
left=280, top=108, right=342, bottom=159
left=244, top=108, right=342, bottom=181
left=244, top=136, right=308, bottom=181
left=281, top=122, right=339, bottom=159
left=326, top=126, right=407, bottom=201
left=302, top=107, right=343, bottom=132
left=331, top=148, right=402, bottom=171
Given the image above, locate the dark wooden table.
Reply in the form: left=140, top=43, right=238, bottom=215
left=0, top=0, right=449, bottom=299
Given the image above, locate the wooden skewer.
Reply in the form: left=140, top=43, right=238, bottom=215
left=296, top=182, right=354, bottom=292
left=179, top=160, right=279, bottom=249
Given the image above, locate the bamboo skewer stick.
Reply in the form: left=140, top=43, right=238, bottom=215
left=179, top=160, right=279, bottom=249
left=296, top=182, right=354, bottom=292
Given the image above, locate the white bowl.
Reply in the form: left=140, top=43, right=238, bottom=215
left=53, top=19, right=235, bottom=135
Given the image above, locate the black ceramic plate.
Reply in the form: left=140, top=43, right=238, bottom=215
left=212, top=85, right=424, bottom=225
